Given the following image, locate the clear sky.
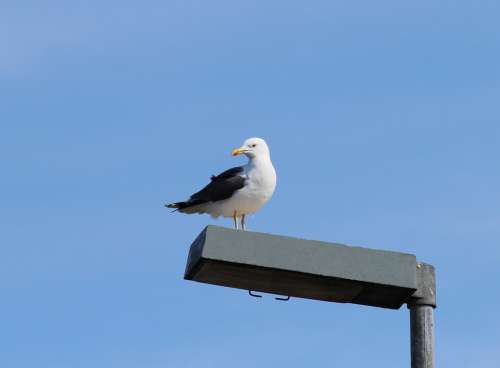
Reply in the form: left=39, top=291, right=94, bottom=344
left=2, top=1, right=500, bottom=367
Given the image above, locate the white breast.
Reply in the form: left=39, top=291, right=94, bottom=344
left=208, top=157, right=276, bottom=218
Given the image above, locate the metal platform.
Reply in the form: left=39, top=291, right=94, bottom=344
left=184, top=226, right=420, bottom=309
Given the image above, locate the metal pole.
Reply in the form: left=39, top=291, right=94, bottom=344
left=409, top=305, right=435, bottom=368
left=407, top=263, right=437, bottom=368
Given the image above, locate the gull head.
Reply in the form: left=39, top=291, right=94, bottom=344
left=232, top=137, right=270, bottom=159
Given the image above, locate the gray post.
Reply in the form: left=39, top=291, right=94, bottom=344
left=409, top=305, right=435, bottom=368
left=407, top=263, right=436, bottom=368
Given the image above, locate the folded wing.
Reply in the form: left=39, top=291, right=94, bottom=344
left=166, top=166, right=246, bottom=212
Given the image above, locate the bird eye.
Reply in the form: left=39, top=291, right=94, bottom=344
left=250, top=144, right=257, bottom=148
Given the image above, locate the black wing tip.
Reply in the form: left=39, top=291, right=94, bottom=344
left=165, top=202, right=181, bottom=213
left=165, top=200, right=205, bottom=209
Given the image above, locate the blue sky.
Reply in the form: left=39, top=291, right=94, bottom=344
left=2, top=1, right=500, bottom=367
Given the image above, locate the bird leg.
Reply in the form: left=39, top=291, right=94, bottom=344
left=240, top=214, right=246, bottom=231
left=233, top=211, right=238, bottom=230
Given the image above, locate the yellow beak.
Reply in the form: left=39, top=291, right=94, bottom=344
left=231, top=147, right=247, bottom=156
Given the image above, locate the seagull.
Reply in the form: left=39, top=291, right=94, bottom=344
left=166, top=137, right=277, bottom=230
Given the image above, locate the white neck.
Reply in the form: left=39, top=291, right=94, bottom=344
left=248, top=154, right=272, bottom=166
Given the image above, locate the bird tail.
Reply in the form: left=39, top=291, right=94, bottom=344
left=165, top=199, right=206, bottom=213
left=165, top=202, right=185, bottom=212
